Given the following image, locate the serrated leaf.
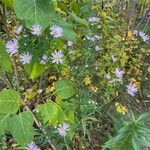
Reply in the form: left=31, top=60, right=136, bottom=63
left=0, top=89, right=21, bottom=114
left=36, top=101, right=65, bottom=126
left=10, top=111, right=34, bottom=146
left=54, top=80, right=76, bottom=99
left=0, top=40, right=12, bottom=72
left=13, top=0, right=54, bottom=30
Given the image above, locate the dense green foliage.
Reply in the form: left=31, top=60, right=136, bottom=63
left=0, top=0, right=149, bottom=149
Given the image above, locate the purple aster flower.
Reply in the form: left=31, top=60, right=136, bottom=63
left=114, top=67, right=125, bottom=80
left=95, top=45, right=100, bottom=51
left=28, top=142, right=39, bottom=150
left=15, top=25, right=23, bottom=35
left=126, top=82, right=138, bottom=96
left=94, top=35, right=102, bottom=40
left=51, top=50, right=64, bottom=64
left=67, top=41, right=73, bottom=46
left=88, top=17, right=100, bottom=22
left=31, top=25, right=42, bottom=36
left=139, top=31, right=149, bottom=42
left=50, top=25, right=63, bottom=38
left=133, top=29, right=138, bottom=36
left=6, top=39, right=19, bottom=55
left=20, top=51, right=32, bottom=64
left=57, top=123, right=69, bottom=137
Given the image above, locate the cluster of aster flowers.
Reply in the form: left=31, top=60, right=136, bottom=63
left=5, top=24, right=65, bottom=65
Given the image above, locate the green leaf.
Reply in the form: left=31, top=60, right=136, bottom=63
left=132, top=135, right=139, bottom=150
left=13, top=0, right=54, bottom=30
left=0, top=89, right=21, bottom=114
left=54, top=80, right=77, bottom=99
left=0, top=40, right=12, bottom=72
left=0, top=0, right=13, bottom=9
left=140, top=139, right=150, bottom=147
left=51, top=15, right=77, bottom=41
left=25, top=63, right=46, bottom=79
left=36, top=101, right=66, bottom=126
left=70, top=13, right=88, bottom=27
left=136, top=113, right=150, bottom=123
left=10, top=111, right=34, bottom=146
left=0, top=114, right=10, bottom=136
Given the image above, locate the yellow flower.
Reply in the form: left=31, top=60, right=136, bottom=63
left=115, top=102, right=128, bottom=115
left=83, top=75, right=92, bottom=85
left=89, top=84, right=98, bottom=92
left=46, top=85, right=55, bottom=93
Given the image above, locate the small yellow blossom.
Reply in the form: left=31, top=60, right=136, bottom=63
left=46, top=85, right=55, bottom=93
left=89, top=84, right=98, bottom=92
left=115, top=102, right=128, bottom=115
left=83, top=75, right=92, bottom=85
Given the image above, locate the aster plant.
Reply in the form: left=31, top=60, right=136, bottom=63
left=0, top=0, right=149, bottom=150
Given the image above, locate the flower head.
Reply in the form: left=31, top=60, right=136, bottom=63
left=95, top=45, right=100, bottom=51
left=126, top=81, right=138, bottom=96
left=28, top=142, right=39, bottom=150
left=6, top=39, right=19, bottom=55
left=114, top=67, right=125, bottom=80
left=31, top=25, right=42, bottom=36
left=115, top=102, right=127, bottom=115
left=15, top=25, right=23, bottom=34
left=40, top=54, right=49, bottom=64
left=51, top=50, right=64, bottom=64
left=20, top=51, right=32, bottom=64
left=133, top=29, right=138, bottom=36
left=94, top=35, right=101, bottom=40
left=88, top=17, right=100, bottom=22
left=57, top=123, right=69, bottom=137
left=67, top=41, right=73, bottom=46
left=50, top=25, right=63, bottom=38
left=111, top=55, right=117, bottom=62
left=139, top=31, right=149, bottom=42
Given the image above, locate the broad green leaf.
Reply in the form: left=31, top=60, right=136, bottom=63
left=13, top=0, right=54, bottom=30
left=25, top=63, right=46, bottom=79
left=36, top=101, right=65, bottom=126
left=0, top=40, right=12, bottom=72
left=0, top=114, right=10, bottom=136
left=70, top=13, right=88, bottom=27
left=54, top=80, right=77, bottom=99
left=51, top=15, right=77, bottom=41
left=10, top=111, right=34, bottom=146
left=0, top=89, right=21, bottom=114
